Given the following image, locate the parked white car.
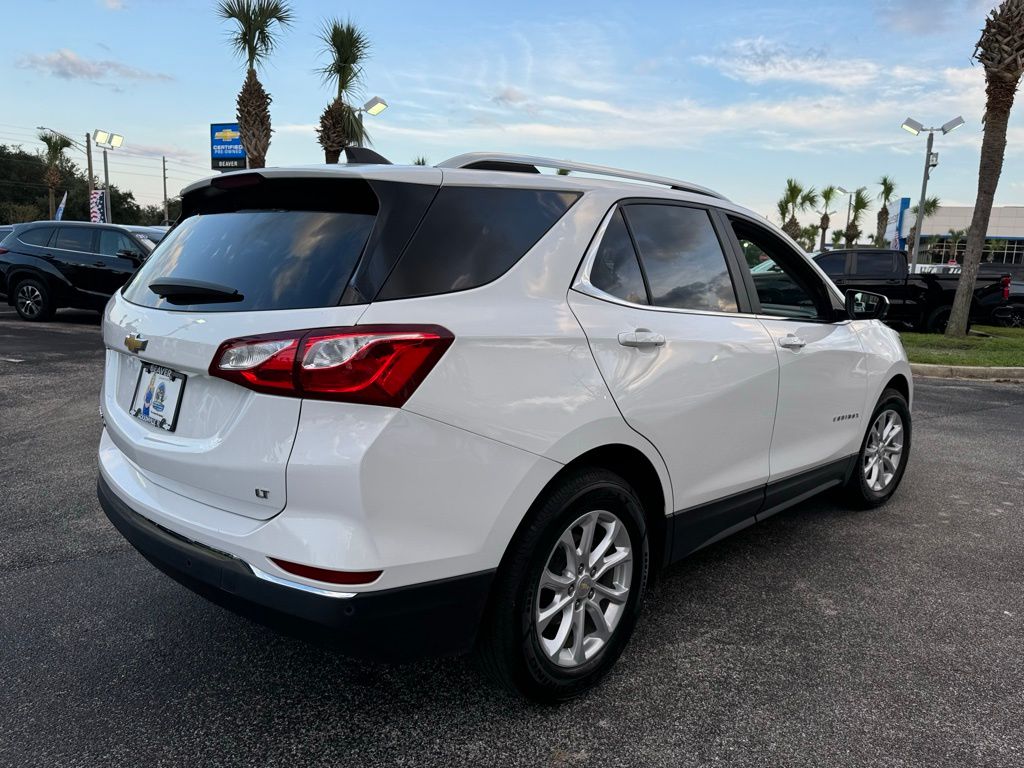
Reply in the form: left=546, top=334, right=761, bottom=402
left=97, top=154, right=912, bottom=701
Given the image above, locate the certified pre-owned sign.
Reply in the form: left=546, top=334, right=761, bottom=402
left=210, top=123, right=247, bottom=171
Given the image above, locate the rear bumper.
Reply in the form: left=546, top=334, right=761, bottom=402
left=98, top=475, right=494, bottom=660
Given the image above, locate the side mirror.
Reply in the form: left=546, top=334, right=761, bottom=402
left=117, top=248, right=144, bottom=265
left=845, top=289, right=889, bottom=320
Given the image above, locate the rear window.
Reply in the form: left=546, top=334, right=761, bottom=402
left=377, top=186, right=580, bottom=300
left=122, top=210, right=376, bottom=312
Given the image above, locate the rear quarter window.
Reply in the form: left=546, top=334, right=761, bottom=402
left=18, top=226, right=56, bottom=247
left=377, top=186, right=580, bottom=300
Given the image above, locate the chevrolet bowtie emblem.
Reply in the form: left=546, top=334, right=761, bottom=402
left=124, top=333, right=148, bottom=354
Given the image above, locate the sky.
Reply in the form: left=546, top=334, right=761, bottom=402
left=3, top=0, right=1022, bottom=226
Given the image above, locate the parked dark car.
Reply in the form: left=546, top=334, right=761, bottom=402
left=746, top=249, right=1013, bottom=332
left=0, top=221, right=153, bottom=321
left=123, top=224, right=170, bottom=247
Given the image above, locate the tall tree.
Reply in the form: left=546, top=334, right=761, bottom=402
left=948, top=0, right=1024, bottom=336
left=778, top=179, right=817, bottom=239
left=38, top=131, right=71, bottom=219
left=316, top=20, right=370, bottom=164
left=843, top=188, right=871, bottom=246
left=874, top=175, right=898, bottom=246
left=817, top=185, right=839, bottom=251
left=218, top=0, right=293, bottom=169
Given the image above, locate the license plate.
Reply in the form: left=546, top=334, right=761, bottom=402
left=130, top=363, right=186, bottom=432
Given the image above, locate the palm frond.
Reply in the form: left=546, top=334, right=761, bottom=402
left=218, top=0, right=294, bottom=70
left=37, top=131, right=72, bottom=166
left=317, top=19, right=371, bottom=99
left=877, top=174, right=897, bottom=205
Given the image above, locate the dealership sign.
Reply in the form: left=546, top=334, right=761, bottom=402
left=210, top=123, right=247, bottom=171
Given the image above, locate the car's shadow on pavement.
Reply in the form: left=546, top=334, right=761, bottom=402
left=0, top=307, right=101, bottom=326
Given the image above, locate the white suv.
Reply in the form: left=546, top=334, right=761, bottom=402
left=97, top=153, right=912, bottom=701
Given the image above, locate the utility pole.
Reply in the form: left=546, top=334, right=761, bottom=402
left=103, top=149, right=112, bottom=223
left=162, top=156, right=169, bottom=225
left=85, top=133, right=94, bottom=196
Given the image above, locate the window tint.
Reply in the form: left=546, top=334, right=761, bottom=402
left=122, top=210, right=376, bottom=312
left=623, top=204, right=737, bottom=312
left=54, top=227, right=94, bottom=252
left=99, top=230, right=140, bottom=257
left=855, top=251, right=897, bottom=276
left=19, top=226, right=55, bottom=247
left=815, top=252, right=847, bottom=277
left=378, top=187, right=579, bottom=300
left=588, top=209, right=648, bottom=305
left=732, top=218, right=826, bottom=320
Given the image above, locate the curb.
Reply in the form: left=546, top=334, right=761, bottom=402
left=910, top=363, right=1024, bottom=382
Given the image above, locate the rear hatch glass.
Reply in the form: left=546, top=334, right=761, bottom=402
left=122, top=178, right=377, bottom=312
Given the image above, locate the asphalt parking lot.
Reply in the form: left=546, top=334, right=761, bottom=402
left=2, top=308, right=1023, bottom=768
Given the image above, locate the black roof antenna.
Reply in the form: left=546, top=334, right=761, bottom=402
left=343, top=147, right=392, bottom=165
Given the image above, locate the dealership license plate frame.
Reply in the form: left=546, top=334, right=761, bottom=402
left=130, top=362, right=187, bottom=433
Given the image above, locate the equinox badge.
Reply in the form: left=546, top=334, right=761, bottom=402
left=124, top=333, right=148, bottom=354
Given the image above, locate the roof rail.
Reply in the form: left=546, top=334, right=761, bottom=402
left=437, top=152, right=728, bottom=200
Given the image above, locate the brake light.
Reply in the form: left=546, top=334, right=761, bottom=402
left=269, top=557, right=382, bottom=585
left=209, top=325, right=454, bottom=407
left=0, top=247, right=8, bottom=255
left=1002, top=275, right=1012, bottom=300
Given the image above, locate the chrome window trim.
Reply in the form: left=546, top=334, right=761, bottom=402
left=572, top=205, right=760, bottom=321
left=248, top=563, right=357, bottom=599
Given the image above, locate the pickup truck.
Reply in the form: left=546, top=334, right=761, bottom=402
left=813, top=249, right=1017, bottom=332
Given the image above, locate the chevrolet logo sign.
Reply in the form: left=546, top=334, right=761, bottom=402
left=214, top=128, right=241, bottom=142
left=124, top=333, right=148, bottom=354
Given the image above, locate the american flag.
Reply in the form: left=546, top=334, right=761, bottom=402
left=90, top=190, right=106, bottom=223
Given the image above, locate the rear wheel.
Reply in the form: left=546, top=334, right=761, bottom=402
left=476, top=468, right=649, bottom=703
left=14, top=277, right=55, bottom=322
left=841, top=388, right=911, bottom=508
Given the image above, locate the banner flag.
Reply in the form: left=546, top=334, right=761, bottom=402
left=55, top=191, right=68, bottom=221
left=89, top=190, right=106, bottom=223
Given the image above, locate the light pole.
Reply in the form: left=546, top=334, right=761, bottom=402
left=901, top=116, right=964, bottom=270
left=355, top=96, right=388, bottom=148
left=93, top=130, right=124, bottom=223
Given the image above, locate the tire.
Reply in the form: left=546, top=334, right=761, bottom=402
left=476, top=468, right=650, bottom=703
left=994, top=305, right=1024, bottom=328
left=926, top=305, right=971, bottom=334
left=840, top=388, right=912, bottom=509
left=13, top=277, right=55, bottom=322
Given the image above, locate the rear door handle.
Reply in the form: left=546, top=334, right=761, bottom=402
left=779, top=335, right=806, bottom=350
left=618, top=329, right=665, bottom=348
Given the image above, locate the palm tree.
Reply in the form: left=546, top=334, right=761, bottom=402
left=38, top=131, right=71, bottom=219
left=946, top=228, right=967, bottom=262
left=985, top=238, right=1006, bottom=262
left=800, top=225, right=820, bottom=252
left=316, top=20, right=371, bottom=164
left=778, top=179, right=817, bottom=240
left=556, top=168, right=571, bottom=176
left=948, top=0, right=1024, bottom=336
left=412, top=156, right=429, bottom=166
left=817, top=185, right=839, bottom=251
left=843, top=188, right=871, bottom=246
left=831, top=230, right=844, bottom=248
left=775, top=198, right=789, bottom=226
left=906, top=196, right=941, bottom=262
left=218, top=0, right=293, bottom=169
left=875, top=175, right=897, bottom=246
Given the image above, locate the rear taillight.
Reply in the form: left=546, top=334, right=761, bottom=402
left=1002, top=275, right=1012, bottom=300
left=209, top=325, right=454, bottom=407
left=269, top=557, right=382, bottom=585
left=0, top=247, right=8, bottom=255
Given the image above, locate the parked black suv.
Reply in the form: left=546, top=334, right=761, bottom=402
left=0, top=221, right=153, bottom=321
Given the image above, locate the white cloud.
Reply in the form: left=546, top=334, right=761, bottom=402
left=17, top=48, right=172, bottom=83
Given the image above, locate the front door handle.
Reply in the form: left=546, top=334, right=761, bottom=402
left=618, top=329, right=666, bottom=348
left=779, top=334, right=807, bottom=350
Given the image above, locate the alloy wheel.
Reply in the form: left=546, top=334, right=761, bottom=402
left=16, top=284, right=43, bottom=319
left=863, top=409, right=904, bottom=492
left=534, top=509, right=633, bottom=668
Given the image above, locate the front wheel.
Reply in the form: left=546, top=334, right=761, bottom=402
left=841, top=388, right=912, bottom=508
left=476, top=468, right=649, bottom=703
left=14, top=277, right=55, bottom=322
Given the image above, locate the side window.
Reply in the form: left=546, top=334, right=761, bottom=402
left=854, top=251, right=897, bottom=276
left=588, top=209, right=648, bottom=305
left=19, top=226, right=56, bottom=247
left=623, top=204, right=738, bottom=312
left=98, top=230, right=138, bottom=257
left=815, top=252, right=847, bottom=277
left=731, top=217, right=828, bottom=320
left=54, top=227, right=95, bottom=253
left=378, top=187, right=580, bottom=300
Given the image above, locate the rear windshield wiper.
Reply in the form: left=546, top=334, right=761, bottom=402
left=148, top=278, right=244, bottom=304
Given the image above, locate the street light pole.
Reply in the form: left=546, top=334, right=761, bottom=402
left=85, top=133, right=94, bottom=196
left=901, top=115, right=964, bottom=271
left=909, top=130, right=935, bottom=272
left=102, top=149, right=111, bottom=224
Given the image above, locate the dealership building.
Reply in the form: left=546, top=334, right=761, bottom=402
left=887, top=197, right=1024, bottom=271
